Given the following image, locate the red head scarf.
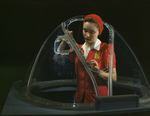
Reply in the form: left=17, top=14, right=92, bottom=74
left=83, top=14, right=104, bottom=35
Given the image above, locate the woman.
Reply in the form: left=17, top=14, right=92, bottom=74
left=54, top=14, right=117, bottom=103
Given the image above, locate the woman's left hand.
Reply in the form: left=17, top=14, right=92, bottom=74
left=88, top=60, right=117, bottom=82
left=88, top=59, right=99, bottom=71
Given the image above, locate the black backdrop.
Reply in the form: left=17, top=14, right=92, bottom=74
left=1, top=0, right=150, bottom=115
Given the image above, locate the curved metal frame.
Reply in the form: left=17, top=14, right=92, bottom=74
left=18, top=78, right=150, bottom=110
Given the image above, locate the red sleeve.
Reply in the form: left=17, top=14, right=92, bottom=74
left=67, top=51, right=76, bottom=62
left=103, top=47, right=116, bottom=68
left=112, top=51, right=116, bottom=68
left=67, top=44, right=83, bottom=62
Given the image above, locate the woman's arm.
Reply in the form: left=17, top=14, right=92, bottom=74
left=88, top=59, right=117, bottom=82
left=53, top=40, right=68, bottom=61
left=54, top=31, right=73, bottom=61
left=98, top=68, right=117, bottom=82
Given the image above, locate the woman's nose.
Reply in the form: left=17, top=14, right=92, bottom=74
left=85, top=32, right=90, bottom=37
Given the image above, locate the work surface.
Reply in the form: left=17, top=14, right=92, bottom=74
left=1, top=84, right=150, bottom=115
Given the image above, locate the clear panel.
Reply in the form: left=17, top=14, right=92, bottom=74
left=114, top=30, right=149, bottom=87
left=19, top=15, right=150, bottom=110
left=20, top=24, right=78, bottom=104
left=28, top=26, right=75, bottom=83
left=19, top=16, right=113, bottom=105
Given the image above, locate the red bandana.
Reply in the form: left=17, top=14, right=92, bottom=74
left=83, top=14, right=104, bottom=35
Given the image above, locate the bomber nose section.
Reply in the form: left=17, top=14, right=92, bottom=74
left=2, top=15, right=150, bottom=115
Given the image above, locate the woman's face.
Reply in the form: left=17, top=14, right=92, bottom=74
left=83, top=22, right=99, bottom=45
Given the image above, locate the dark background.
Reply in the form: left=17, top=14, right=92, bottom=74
left=1, top=0, right=150, bottom=115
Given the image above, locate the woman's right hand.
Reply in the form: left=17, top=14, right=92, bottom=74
left=65, top=30, right=73, bottom=37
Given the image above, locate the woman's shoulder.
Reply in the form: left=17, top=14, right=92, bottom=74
left=100, top=42, right=109, bottom=50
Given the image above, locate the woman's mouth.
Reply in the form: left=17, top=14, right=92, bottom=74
left=85, top=38, right=90, bottom=40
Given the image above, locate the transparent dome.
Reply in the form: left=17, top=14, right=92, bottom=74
left=19, top=16, right=150, bottom=110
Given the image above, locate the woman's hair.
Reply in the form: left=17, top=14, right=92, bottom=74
left=84, top=17, right=100, bottom=32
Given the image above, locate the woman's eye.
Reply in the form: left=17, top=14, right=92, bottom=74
left=90, top=31, right=95, bottom=34
left=83, top=29, right=88, bottom=32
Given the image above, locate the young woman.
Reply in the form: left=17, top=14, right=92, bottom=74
left=54, top=14, right=117, bottom=103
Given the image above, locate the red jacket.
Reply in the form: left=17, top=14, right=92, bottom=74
left=68, top=42, right=116, bottom=103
